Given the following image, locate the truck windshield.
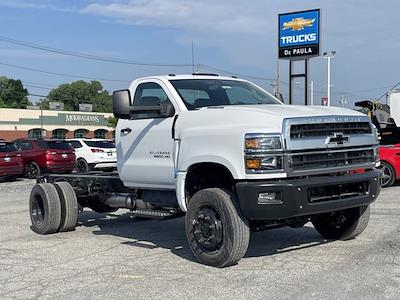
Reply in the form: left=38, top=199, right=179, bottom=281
left=169, top=79, right=281, bottom=110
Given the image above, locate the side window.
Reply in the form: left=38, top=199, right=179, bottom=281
left=16, top=141, right=33, bottom=151
left=132, top=82, right=171, bottom=119
left=69, top=141, right=82, bottom=148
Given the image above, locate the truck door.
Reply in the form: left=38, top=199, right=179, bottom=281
left=117, top=80, right=177, bottom=189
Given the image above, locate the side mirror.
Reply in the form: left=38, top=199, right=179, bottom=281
left=160, top=101, right=175, bottom=118
left=112, top=89, right=132, bottom=119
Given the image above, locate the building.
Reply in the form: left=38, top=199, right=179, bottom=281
left=0, top=108, right=114, bottom=141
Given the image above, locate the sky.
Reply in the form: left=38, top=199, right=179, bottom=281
left=0, top=0, right=399, bottom=107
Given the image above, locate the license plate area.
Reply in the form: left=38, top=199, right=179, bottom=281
left=62, top=154, right=68, bottom=158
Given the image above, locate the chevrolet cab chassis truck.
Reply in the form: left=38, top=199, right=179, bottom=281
left=29, top=74, right=381, bottom=267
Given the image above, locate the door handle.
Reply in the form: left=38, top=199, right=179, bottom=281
left=120, top=128, right=132, bottom=134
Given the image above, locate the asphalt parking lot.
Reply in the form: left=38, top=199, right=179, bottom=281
left=0, top=179, right=399, bottom=299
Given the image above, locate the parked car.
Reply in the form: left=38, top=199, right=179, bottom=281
left=66, top=139, right=117, bottom=173
left=379, top=144, right=400, bottom=187
left=0, top=141, right=23, bottom=180
left=14, top=139, right=76, bottom=178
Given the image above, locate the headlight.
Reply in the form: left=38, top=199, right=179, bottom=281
left=244, top=134, right=284, bottom=173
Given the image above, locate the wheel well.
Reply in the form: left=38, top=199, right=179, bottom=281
left=185, top=163, right=235, bottom=202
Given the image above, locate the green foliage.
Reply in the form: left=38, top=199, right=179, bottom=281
left=0, top=77, right=31, bottom=108
left=108, top=116, right=118, bottom=128
left=41, top=80, right=112, bottom=112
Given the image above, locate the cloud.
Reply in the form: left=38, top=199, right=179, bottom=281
left=81, top=0, right=272, bottom=34
left=0, top=0, right=76, bottom=12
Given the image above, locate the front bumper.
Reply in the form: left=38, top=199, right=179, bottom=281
left=235, top=169, right=381, bottom=220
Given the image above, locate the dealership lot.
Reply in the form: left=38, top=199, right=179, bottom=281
left=0, top=179, right=399, bottom=299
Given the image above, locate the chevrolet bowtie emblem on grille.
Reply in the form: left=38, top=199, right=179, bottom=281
left=325, top=132, right=350, bottom=146
left=283, top=17, right=315, bottom=31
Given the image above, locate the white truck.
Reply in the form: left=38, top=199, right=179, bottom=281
left=29, top=74, right=381, bottom=267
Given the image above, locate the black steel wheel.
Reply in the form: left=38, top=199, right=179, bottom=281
left=192, top=206, right=223, bottom=252
left=29, top=183, right=61, bottom=234
left=25, top=161, right=41, bottom=179
left=185, top=188, right=250, bottom=267
left=380, top=161, right=395, bottom=187
left=76, top=158, right=89, bottom=173
left=311, top=205, right=370, bottom=240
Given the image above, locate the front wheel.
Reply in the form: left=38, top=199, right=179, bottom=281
left=380, top=161, right=396, bottom=187
left=185, top=188, right=250, bottom=267
left=311, top=205, right=370, bottom=240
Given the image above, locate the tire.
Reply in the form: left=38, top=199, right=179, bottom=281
left=54, top=182, right=78, bottom=232
left=76, top=158, right=89, bottom=173
left=380, top=161, right=396, bottom=187
left=29, top=183, right=62, bottom=234
left=311, top=205, right=370, bottom=240
left=185, top=188, right=250, bottom=267
left=25, top=161, right=41, bottom=179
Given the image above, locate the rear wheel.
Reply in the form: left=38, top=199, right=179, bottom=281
left=76, top=158, right=89, bottom=173
left=311, top=205, right=370, bottom=240
left=54, top=182, right=78, bottom=232
left=29, top=183, right=61, bottom=234
left=185, top=188, right=250, bottom=267
left=380, top=161, right=396, bottom=187
left=25, top=161, right=41, bottom=179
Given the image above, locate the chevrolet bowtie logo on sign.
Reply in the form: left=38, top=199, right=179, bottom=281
left=278, top=9, right=320, bottom=59
left=283, top=18, right=316, bottom=31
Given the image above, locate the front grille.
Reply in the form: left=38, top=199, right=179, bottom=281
left=290, top=122, right=371, bottom=139
left=308, top=181, right=369, bottom=203
left=290, top=147, right=375, bottom=171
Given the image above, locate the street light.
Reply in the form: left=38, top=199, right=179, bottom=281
left=323, top=51, right=336, bottom=106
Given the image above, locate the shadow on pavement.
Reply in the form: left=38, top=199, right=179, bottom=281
left=78, top=210, right=330, bottom=264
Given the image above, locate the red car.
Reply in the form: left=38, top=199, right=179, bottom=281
left=379, top=144, right=400, bottom=187
left=14, top=139, right=76, bottom=178
left=0, top=141, right=24, bottom=180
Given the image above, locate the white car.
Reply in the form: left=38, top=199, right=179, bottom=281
left=67, top=139, right=117, bottom=173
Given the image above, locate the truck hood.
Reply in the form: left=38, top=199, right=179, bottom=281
left=177, top=104, right=367, bottom=137
left=214, top=104, right=364, bottom=119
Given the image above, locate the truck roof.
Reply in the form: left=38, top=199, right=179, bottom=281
left=135, top=74, right=247, bottom=82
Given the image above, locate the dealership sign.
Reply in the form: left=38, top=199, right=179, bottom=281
left=278, top=9, right=320, bottom=59
left=65, top=114, right=101, bottom=123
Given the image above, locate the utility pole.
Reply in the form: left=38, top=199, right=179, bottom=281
left=310, top=80, right=314, bottom=106
left=40, top=104, right=43, bottom=138
left=276, top=59, right=280, bottom=97
left=323, top=51, right=336, bottom=106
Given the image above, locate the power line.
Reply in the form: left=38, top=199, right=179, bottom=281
left=24, top=84, right=52, bottom=90
left=0, top=36, right=279, bottom=81
left=376, top=80, right=400, bottom=101
left=0, top=35, right=193, bottom=67
left=0, top=61, right=130, bottom=83
left=199, top=64, right=275, bottom=81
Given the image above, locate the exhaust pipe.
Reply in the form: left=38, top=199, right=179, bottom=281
left=105, top=193, right=135, bottom=210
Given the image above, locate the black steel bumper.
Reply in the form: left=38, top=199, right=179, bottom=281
left=235, top=169, right=382, bottom=220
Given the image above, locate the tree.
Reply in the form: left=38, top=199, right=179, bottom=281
left=42, top=80, right=112, bottom=112
left=0, top=77, right=30, bottom=108
left=108, top=116, right=118, bottom=128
